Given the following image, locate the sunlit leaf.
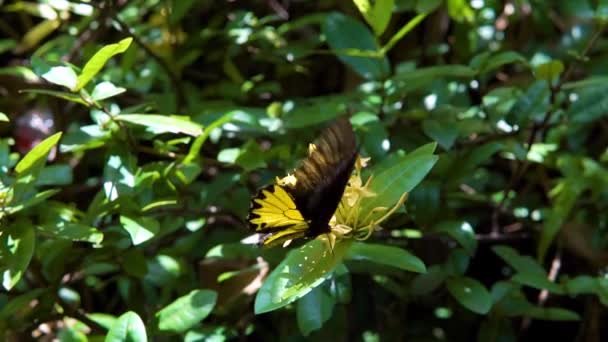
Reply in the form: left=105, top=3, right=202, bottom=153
left=156, top=289, right=217, bottom=333
left=104, top=311, right=147, bottom=342
left=76, top=37, right=133, bottom=91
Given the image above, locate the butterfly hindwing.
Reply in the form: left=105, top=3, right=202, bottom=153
left=248, top=184, right=309, bottom=246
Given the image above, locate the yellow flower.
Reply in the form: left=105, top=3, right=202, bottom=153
left=323, top=156, right=408, bottom=249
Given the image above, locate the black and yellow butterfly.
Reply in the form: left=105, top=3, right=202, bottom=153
left=248, top=118, right=357, bottom=247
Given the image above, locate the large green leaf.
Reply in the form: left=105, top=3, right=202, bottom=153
left=353, top=0, right=394, bottom=36
left=116, top=114, right=203, bottom=136
left=104, top=311, right=147, bottom=342
left=296, top=286, right=335, bottom=336
left=15, top=132, right=62, bottom=174
left=254, top=239, right=351, bottom=314
left=345, top=242, right=426, bottom=273
left=446, top=276, right=492, bottom=314
left=1, top=221, right=36, bottom=290
left=76, top=37, right=133, bottom=91
left=156, top=289, right=217, bottom=333
left=120, top=216, right=160, bottom=245
left=360, top=143, right=438, bottom=225
left=323, top=12, right=390, bottom=80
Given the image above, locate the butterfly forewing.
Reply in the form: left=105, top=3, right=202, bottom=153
left=247, top=118, right=357, bottom=247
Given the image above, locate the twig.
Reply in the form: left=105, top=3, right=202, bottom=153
left=111, top=15, right=186, bottom=112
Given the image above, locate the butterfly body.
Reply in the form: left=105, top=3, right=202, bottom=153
left=248, top=118, right=357, bottom=247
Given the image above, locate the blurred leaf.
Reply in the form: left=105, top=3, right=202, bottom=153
left=104, top=311, right=147, bottom=342
left=416, top=0, right=443, bottom=13
left=17, top=19, right=60, bottom=53
left=475, top=51, right=528, bottom=74
left=538, top=179, right=584, bottom=261
left=360, top=143, right=438, bottom=225
left=323, top=12, right=390, bottom=79
left=76, top=37, right=133, bottom=91
left=492, top=245, right=547, bottom=275
left=297, top=286, right=335, bottom=336
left=422, top=119, right=458, bottom=150
left=381, top=12, right=427, bottom=54
left=567, top=84, right=608, bottom=123
left=283, top=97, right=347, bottom=128
left=156, top=289, right=217, bottom=333
left=447, top=0, right=474, bottom=22
left=91, top=81, right=127, bottom=101
left=1, top=222, right=35, bottom=290
left=254, top=239, right=351, bottom=314
left=534, top=60, right=564, bottom=83
left=435, top=221, right=477, bottom=256
left=0, top=112, right=8, bottom=122
left=511, top=273, right=565, bottom=294
left=353, top=0, right=394, bottom=36
left=116, top=114, right=203, bottom=136
left=39, top=223, right=103, bottom=244
left=345, top=242, right=426, bottom=273
left=19, top=89, right=88, bottom=105
left=0, top=288, right=46, bottom=320
left=41, top=66, right=78, bottom=90
left=507, top=80, right=550, bottom=125
left=120, top=216, right=159, bottom=245
left=15, top=132, right=62, bottom=174
left=410, top=265, right=446, bottom=296
left=446, top=276, right=492, bottom=314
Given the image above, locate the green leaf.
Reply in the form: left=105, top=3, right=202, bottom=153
left=567, top=84, right=608, bottom=123
left=15, top=132, right=62, bottom=174
left=475, top=51, right=528, bottom=74
left=435, top=221, right=477, bottom=256
left=76, top=37, right=133, bottom=91
left=507, top=80, right=550, bottom=125
left=104, top=311, right=147, bottom=342
left=38, top=223, right=104, bottom=244
left=360, top=143, right=438, bottom=225
left=323, top=12, right=390, bottom=80
left=538, top=179, right=584, bottom=261
left=297, top=286, right=335, bottom=336
left=492, top=245, right=547, bottom=276
left=345, top=242, right=426, bottom=273
left=120, top=216, right=160, bottom=245
left=1, top=222, right=36, bottom=290
left=393, top=64, right=476, bottom=82
left=116, top=114, right=203, bottom=136
left=422, top=119, right=459, bottom=150
left=534, top=60, right=564, bottom=83
left=254, top=239, right=351, bottom=314
left=19, top=89, right=88, bottom=105
left=526, top=307, right=581, bottom=321
left=416, top=0, right=443, bottom=13
left=353, top=0, right=394, bottom=36
left=447, top=0, right=474, bottom=22
left=446, top=276, right=492, bottom=314
left=283, top=97, right=347, bottom=128
left=156, top=289, right=217, bottom=333
left=91, top=81, right=126, bottom=101
left=41, top=66, right=78, bottom=90
left=381, top=12, right=427, bottom=54
left=0, top=288, right=47, bottom=320
left=7, top=189, right=60, bottom=214
left=511, top=273, right=565, bottom=295
left=0, top=112, right=8, bottom=122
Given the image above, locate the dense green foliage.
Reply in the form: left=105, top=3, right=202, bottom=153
left=1, top=0, right=608, bottom=340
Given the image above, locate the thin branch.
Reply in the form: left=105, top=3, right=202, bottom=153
left=111, top=15, right=186, bottom=112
